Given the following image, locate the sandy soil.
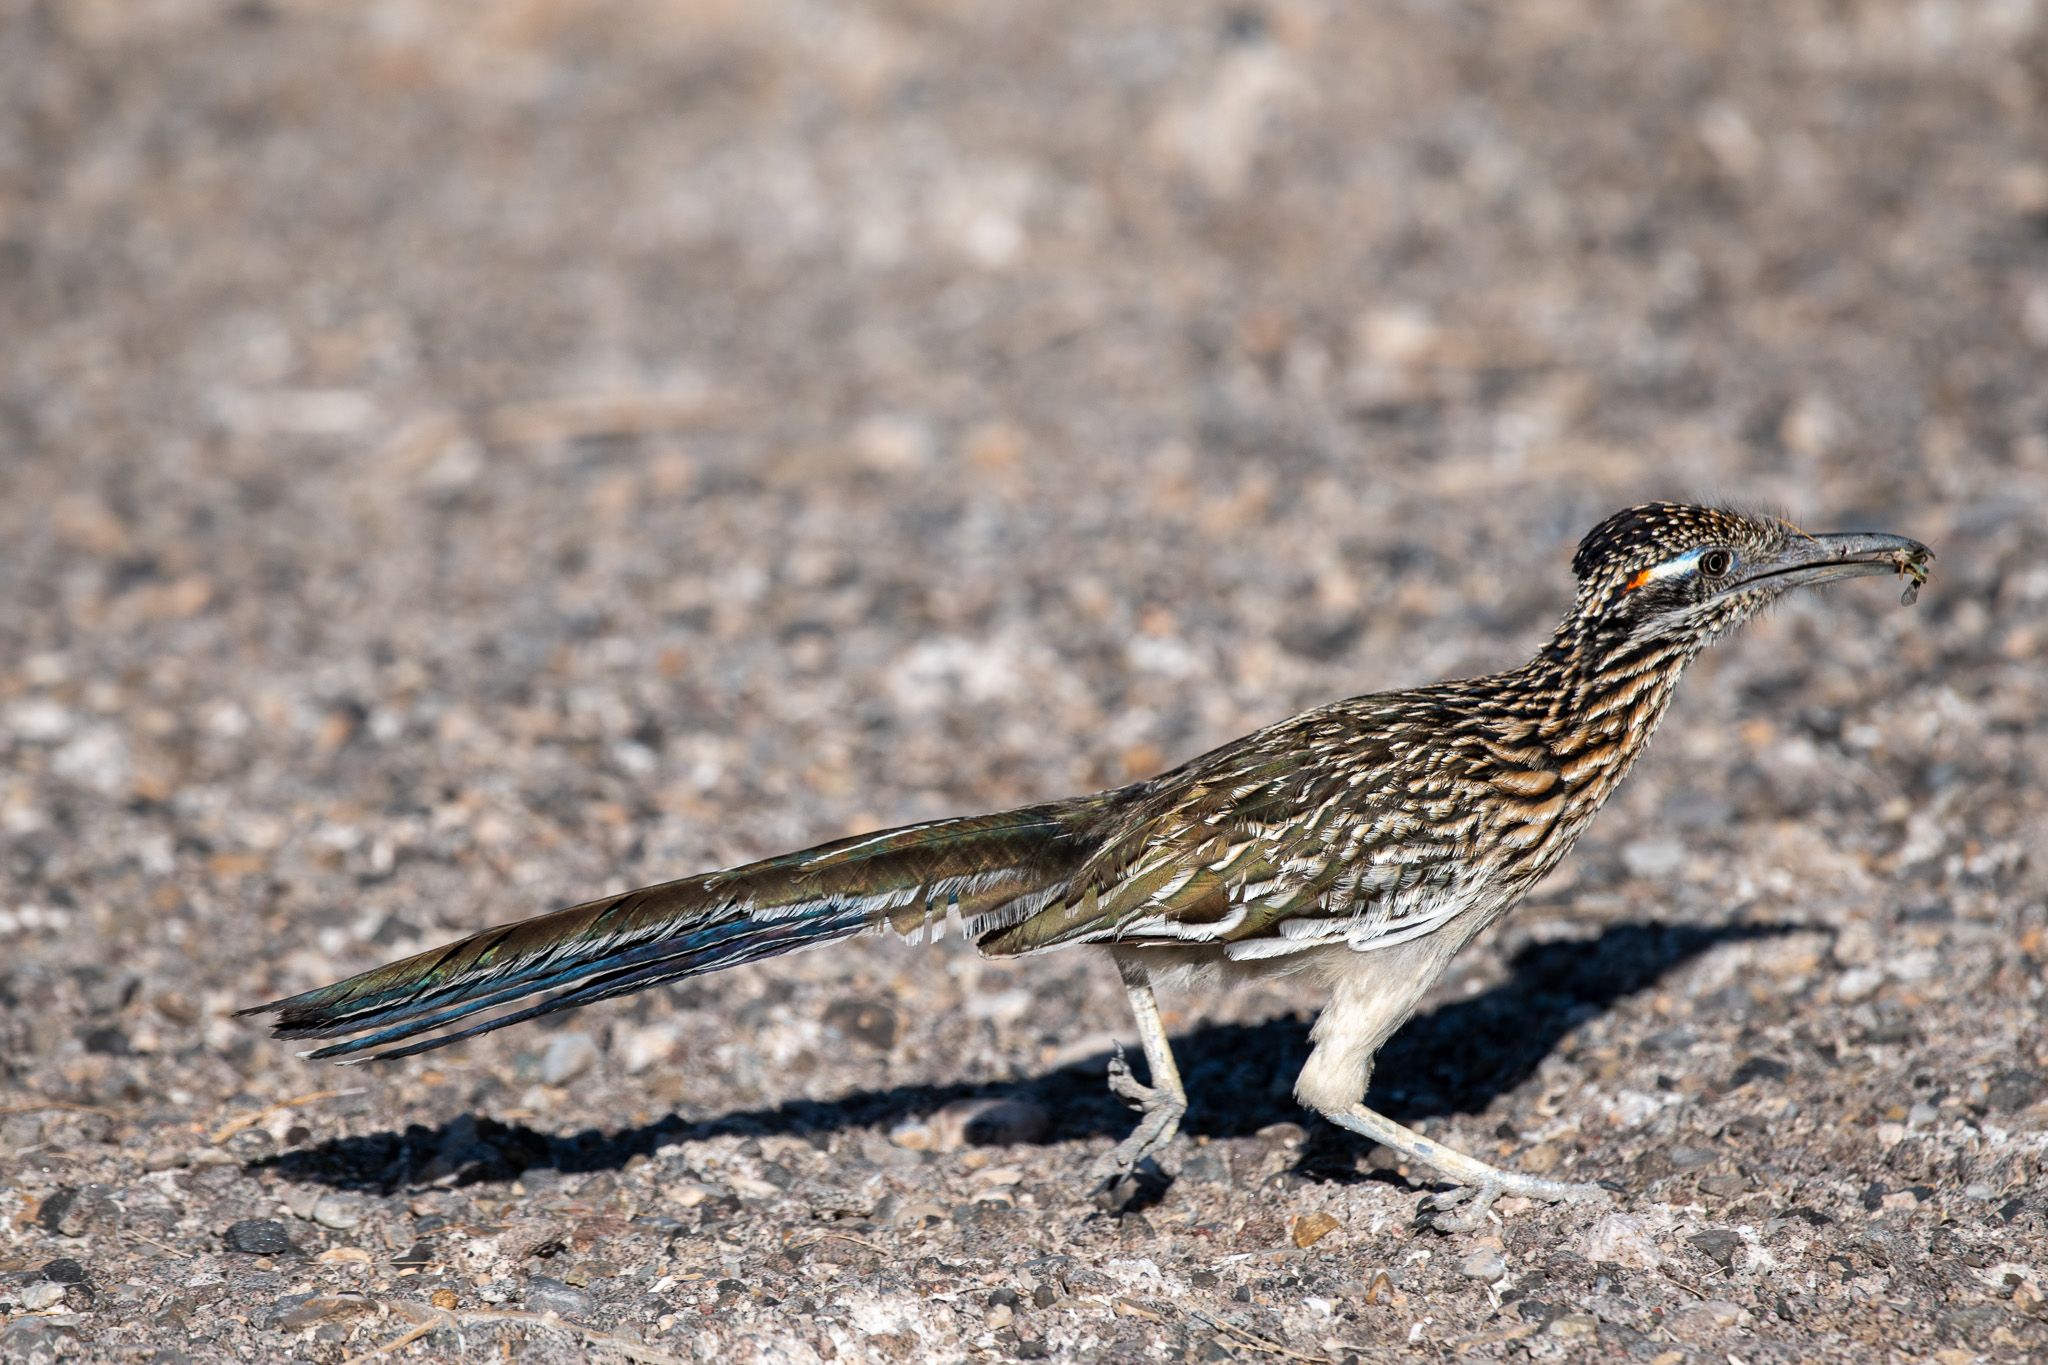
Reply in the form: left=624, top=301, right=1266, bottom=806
left=3, top=1, right=2047, bottom=1361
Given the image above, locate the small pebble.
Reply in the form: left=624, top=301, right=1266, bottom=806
left=224, top=1219, right=296, bottom=1255
left=1291, top=1212, right=1340, bottom=1248
left=311, top=1195, right=363, bottom=1230
left=1689, top=1229, right=1744, bottom=1270
left=525, top=1276, right=594, bottom=1317
left=1583, top=1214, right=1663, bottom=1270
left=539, top=1032, right=601, bottom=1085
left=37, top=1185, right=120, bottom=1238
left=821, top=998, right=901, bottom=1050
left=1985, top=1069, right=2045, bottom=1113
left=665, top=1181, right=715, bottom=1209
left=616, top=1023, right=681, bottom=1075
left=1672, top=1298, right=1744, bottom=1330
left=1459, top=1247, right=1507, bottom=1283
left=1697, top=1173, right=1748, bottom=1199
left=18, top=1282, right=66, bottom=1312
left=890, top=1202, right=949, bottom=1228
left=1621, top=838, right=1686, bottom=880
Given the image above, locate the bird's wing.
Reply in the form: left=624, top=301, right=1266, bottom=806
left=979, top=706, right=1471, bottom=959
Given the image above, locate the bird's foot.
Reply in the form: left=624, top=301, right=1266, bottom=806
left=1326, top=1102, right=1616, bottom=1231
left=1418, top=1174, right=1615, bottom=1234
left=1092, top=1043, right=1187, bottom=1185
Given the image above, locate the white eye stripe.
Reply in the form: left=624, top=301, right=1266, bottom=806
left=1642, top=548, right=1706, bottom=583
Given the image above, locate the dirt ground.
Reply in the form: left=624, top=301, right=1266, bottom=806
left=4, top=1, right=2048, bottom=1361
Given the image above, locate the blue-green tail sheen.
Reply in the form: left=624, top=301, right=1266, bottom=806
left=240, top=795, right=1116, bottom=1063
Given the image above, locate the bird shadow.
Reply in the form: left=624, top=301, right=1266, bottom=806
left=255, top=919, right=1799, bottom=1195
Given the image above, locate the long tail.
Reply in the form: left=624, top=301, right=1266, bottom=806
left=240, top=794, right=1117, bottom=1063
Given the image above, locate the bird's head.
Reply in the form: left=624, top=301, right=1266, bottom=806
left=1565, top=502, right=1932, bottom=650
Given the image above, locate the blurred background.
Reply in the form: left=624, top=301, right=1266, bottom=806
left=3, top=0, right=2046, bottom=1357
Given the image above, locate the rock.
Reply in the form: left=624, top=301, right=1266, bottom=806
left=1291, top=1212, right=1340, bottom=1248
left=38, top=1185, right=119, bottom=1238
left=0, top=1320, right=83, bottom=1362
left=890, top=1202, right=949, bottom=1228
left=1689, top=1229, right=1744, bottom=1270
left=37, top=1260, right=88, bottom=1285
left=1986, top=1069, right=2044, bottom=1113
left=51, top=724, right=132, bottom=794
left=664, top=1181, right=717, bottom=1209
left=1725, top=1056, right=1790, bottom=1089
left=525, top=1276, right=594, bottom=1317
left=821, top=998, right=901, bottom=1050
left=1621, top=838, right=1686, bottom=880
left=539, top=1032, right=600, bottom=1085
left=1583, top=1214, right=1663, bottom=1269
left=1179, top=1150, right=1232, bottom=1187
left=1254, top=1122, right=1308, bottom=1149
left=18, top=1282, right=67, bottom=1311
left=78, top=1025, right=129, bottom=1055
left=7, top=698, right=75, bottom=742
left=1671, top=1298, right=1744, bottom=1331
left=223, top=1219, right=296, bottom=1255
left=888, top=1113, right=937, bottom=1146
left=616, top=1023, right=681, bottom=1075
left=1, top=1113, right=42, bottom=1151
left=1459, top=1247, right=1507, bottom=1283
left=311, top=1195, right=363, bottom=1231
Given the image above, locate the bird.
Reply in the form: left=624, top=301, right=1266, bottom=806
left=243, top=502, right=1931, bottom=1225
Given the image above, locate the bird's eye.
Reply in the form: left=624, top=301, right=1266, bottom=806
left=1699, top=549, right=1734, bottom=577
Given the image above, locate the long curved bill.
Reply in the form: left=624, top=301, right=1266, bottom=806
left=1729, top=531, right=1934, bottom=605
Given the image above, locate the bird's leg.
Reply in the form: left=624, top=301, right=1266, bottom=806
left=1321, top=1103, right=1612, bottom=1232
left=1095, top=956, right=1188, bottom=1180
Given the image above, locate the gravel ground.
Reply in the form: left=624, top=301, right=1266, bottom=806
left=4, top=1, right=2048, bottom=1361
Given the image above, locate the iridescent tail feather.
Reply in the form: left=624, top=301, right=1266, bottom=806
left=240, top=796, right=1115, bottom=1062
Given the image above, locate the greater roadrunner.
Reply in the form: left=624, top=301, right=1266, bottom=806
left=246, top=503, right=1931, bottom=1221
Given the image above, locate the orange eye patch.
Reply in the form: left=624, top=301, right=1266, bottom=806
left=1625, top=569, right=1652, bottom=592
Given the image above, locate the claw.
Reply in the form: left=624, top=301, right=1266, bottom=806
left=1420, top=1183, right=1500, bottom=1234
left=1416, top=1175, right=1613, bottom=1233
left=1106, top=1044, right=1158, bottom=1109
left=1095, top=1043, right=1187, bottom=1180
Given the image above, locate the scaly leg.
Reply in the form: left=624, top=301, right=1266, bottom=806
left=1095, top=955, right=1188, bottom=1179
left=1321, top=1103, right=1612, bottom=1233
